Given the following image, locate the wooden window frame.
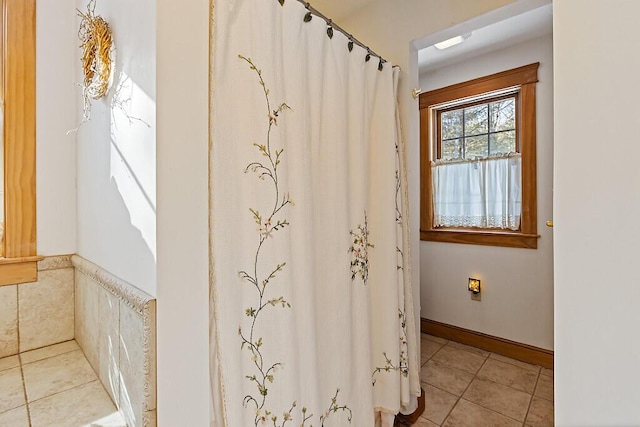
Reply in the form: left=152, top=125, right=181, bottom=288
left=419, top=63, right=539, bottom=249
left=0, top=0, right=40, bottom=286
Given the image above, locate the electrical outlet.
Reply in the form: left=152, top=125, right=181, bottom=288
left=470, top=291, right=481, bottom=302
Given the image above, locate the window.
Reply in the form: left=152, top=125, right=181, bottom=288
left=420, top=63, right=539, bottom=249
left=0, top=0, right=39, bottom=286
left=438, top=95, right=517, bottom=160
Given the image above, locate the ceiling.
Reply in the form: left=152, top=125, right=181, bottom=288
left=419, top=4, right=553, bottom=73
left=307, top=0, right=552, bottom=74
left=309, top=0, right=375, bottom=23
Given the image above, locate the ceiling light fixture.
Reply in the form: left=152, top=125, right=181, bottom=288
left=434, top=32, right=472, bottom=50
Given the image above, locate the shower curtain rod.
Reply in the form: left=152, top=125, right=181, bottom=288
left=294, top=0, right=392, bottom=68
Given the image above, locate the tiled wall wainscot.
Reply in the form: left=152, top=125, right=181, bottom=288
left=0, top=256, right=74, bottom=358
left=72, top=255, right=157, bottom=427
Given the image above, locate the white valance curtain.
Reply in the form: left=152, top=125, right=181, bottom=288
left=210, top=0, right=419, bottom=426
left=432, top=153, right=522, bottom=230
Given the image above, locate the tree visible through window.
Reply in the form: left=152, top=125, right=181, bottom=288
left=439, top=95, right=517, bottom=160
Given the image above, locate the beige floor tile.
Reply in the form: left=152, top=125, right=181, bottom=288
left=0, top=356, right=19, bottom=373
left=418, top=417, right=439, bottom=427
left=422, top=384, right=458, bottom=425
left=443, top=399, right=521, bottom=427
left=534, top=373, right=554, bottom=401
left=431, top=346, right=487, bottom=375
left=0, top=367, right=25, bottom=413
left=489, top=353, right=541, bottom=373
left=407, top=416, right=439, bottom=426
left=526, top=396, right=554, bottom=427
left=540, top=367, right=553, bottom=377
left=29, top=380, right=126, bottom=427
left=421, top=359, right=474, bottom=396
left=446, top=341, right=490, bottom=357
left=463, top=377, right=531, bottom=422
left=422, top=334, right=448, bottom=345
left=20, top=340, right=80, bottom=365
left=0, top=405, right=29, bottom=427
left=421, top=337, right=444, bottom=364
left=477, top=358, right=538, bottom=393
left=22, top=349, right=97, bottom=402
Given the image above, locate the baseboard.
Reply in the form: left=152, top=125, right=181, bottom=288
left=395, top=388, right=425, bottom=424
left=421, top=318, right=553, bottom=369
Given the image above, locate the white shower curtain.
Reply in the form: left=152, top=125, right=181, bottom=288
left=210, top=0, right=419, bottom=425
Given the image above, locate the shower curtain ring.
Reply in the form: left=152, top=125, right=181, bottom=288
left=326, top=19, right=334, bottom=38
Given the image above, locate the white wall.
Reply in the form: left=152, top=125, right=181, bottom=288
left=68, top=0, right=210, bottom=424
left=554, top=0, right=640, bottom=424
left=36, top=0, right=77, bottom=256
left=156, top=0, right=210, bottom=425
left=75, top=0, right=157, bottom=296
left=419, top=34, right=554, bottom=350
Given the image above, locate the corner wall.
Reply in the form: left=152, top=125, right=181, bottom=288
left=75, top=0, right=157, bottom=296
left=156, top=0, right=210, bottom=425
left=554, top=0, right=640, bottom=424
left=419, top=35, right=554, bottom=350
left=36, top=0, right=77, bottom=255
left=73, top=255, right=157, bottom=427
left=67, top=0, right=210, bottom=424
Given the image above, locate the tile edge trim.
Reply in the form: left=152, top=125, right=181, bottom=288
left=37, top=255, right=74, bottom=271
left=71, top=255, right=155, bottom=315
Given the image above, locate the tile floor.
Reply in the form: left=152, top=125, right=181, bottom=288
left=1, top=335, right=553, bottom=426
left=0, top=340, right=126, bottom=427
left=398, top=334, right=554, bottom=427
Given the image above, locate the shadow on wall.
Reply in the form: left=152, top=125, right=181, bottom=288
left=109, top=63, right=156, bottom=254
left=76, top=35, right=157, bottom=294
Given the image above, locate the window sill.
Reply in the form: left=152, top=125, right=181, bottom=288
left=420, top=229, right=539, bottom=249
left=0, top=256, right=43, bottom=286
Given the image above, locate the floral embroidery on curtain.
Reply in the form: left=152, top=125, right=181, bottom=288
left=371, top=135, right=410, bottom=390
left=348, top=213, right=374, bottom=285
left=237, top=55, right=351, bottom=427
left=210, top=1, right=420, bottom=425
